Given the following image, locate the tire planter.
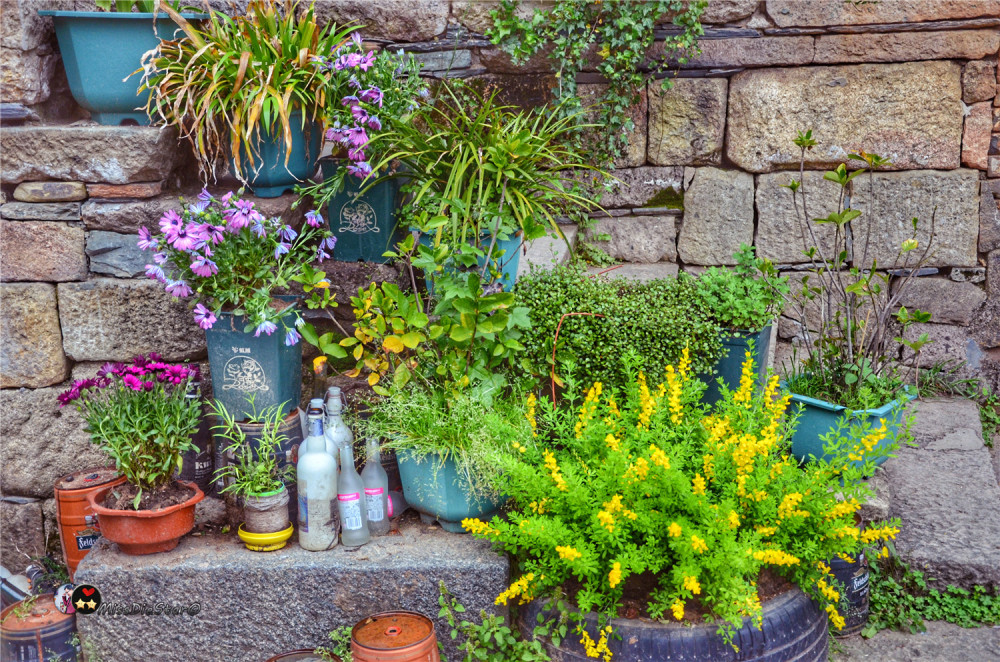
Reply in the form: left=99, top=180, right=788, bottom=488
left=204, top=302, right=302, bottom=421
left=37, top=11, right=206, bottom=125
left=519, top=587, right=828, bottom=662
left=701, top=325, right=773, bottom=406
left=86, top=480, right=205, bottom=556
left=53, top=467, right=125, bottom=580
left=395, top=449, right=506, bottom=533
left=786, top=388, right=915, bottom=466
left=416, top=231, right=523, bottom=295
left=231, top=111, right=322, bottom=198
left=320, top=160, right=405, bottom=263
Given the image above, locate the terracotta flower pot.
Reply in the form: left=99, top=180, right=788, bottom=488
left=86, top=480, right=205, bottom=555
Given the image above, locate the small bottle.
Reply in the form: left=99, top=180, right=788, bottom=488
left=361, top=438, right=390, bottom=536
left=297, top=414, right=338, bottom=551
left=324, top=387, right=354, bottom=457
left=313, top=356, right=328, bottom=399
left=337, top=443, right=370, bottom=548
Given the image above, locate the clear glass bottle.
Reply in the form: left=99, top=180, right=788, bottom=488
left=324, top=387, right=354, bottom=457
left=296, top=414, right=338, bottom=551
left=361, top=438, right=390, bottom=536
left=337, top=443, right=370, bottom=547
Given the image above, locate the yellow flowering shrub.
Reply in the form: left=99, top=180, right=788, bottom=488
left=466, top=351, right=901, bottom=644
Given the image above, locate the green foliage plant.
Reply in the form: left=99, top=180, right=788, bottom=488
left=95, top=0, right=187, bottom=11
left=316, top=626, right=353, bottom=661
left=359, top=385, right=533, bottom=501
left=697, top=245, right=788, bottom=333
left=488, top=0, right=706, bottom=164
left=464, top=352, right=902, bottom=645
left=58, top=356, right=201, bottom=509
left=210, top=398, right=293, bottom=498
left=140, top=0, right=358, bottom=185
left=769, top=133, right=935, bottom=409
left=515, top=263, right=722, bottom=394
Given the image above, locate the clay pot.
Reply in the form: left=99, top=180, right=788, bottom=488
left=351, top=611, right=441, bottom=662
left=86, top=480, right=205, bottom=555
left=243, top=487, right=290, bottom=534
left=53, top=466, right=125, bottom=579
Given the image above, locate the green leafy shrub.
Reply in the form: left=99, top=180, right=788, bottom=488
left=696, top=245, right=788, bottom=333
left=515, top=264, right=722, bottom=393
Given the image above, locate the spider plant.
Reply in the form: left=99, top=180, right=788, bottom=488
left=139, top=0, right=357, bottom=185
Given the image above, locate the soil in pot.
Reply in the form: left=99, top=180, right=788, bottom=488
left=101, top=482, right=194, bottom=511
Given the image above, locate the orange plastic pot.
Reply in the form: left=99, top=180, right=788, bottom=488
left=86, top=480, right=205, bottom=555
left=351, top=611, right=441, bottom=662
left=53, top=466, right=125, bottom=579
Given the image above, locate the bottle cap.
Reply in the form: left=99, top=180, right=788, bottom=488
left=309, top=397, right=325, bottom=410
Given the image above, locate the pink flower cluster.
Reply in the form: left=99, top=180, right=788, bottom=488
left=58, top=353, right=199, bottom=406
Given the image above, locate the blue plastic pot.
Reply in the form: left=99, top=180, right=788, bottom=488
left=701, top=325, right=772, bottom=406
left=416, top=231, right=522, bottom=295
left=203, top=303, right=302, bottom=421
left=786, top=388, right=916, bottom=467
left=231, top=112, right=323, bottom=198
left=319, top=160, right=406, bottom=263
left=39, top=11, right=206, bottom=125
left=396, top=449, right=507, bottom=533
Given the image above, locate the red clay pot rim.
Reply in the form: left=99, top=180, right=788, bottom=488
left=85, top=480, right=205, bottom=517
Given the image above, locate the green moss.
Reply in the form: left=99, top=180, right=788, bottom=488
left=643, top=186, right=684, bottom=210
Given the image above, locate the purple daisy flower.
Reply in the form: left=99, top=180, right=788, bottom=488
left=198, top=188, right=213, bottom=202
left=341, top=95, right=360, bottom=107
left=199, top=223, right=226, bottom=244
left=188, top=199, right=210, bottom=214
left=277, top=225, right=297, bottom=242
left=350, top=104, right=369, bottom=123
left=158, top=210, right=183, bottom=235
left=274, top=242, right=290, bottom=259
left=145, top=264, right=166, bottom=282
left=359, top=87, right=383, bottom=107
left=165, top=279, right=192, bottom=297
left=348, top=147, right=367, bottom=162
left=284, top=328, right=302, bottom=346
left=122, top=374, right=143, bottom=391
left=305, top=210, right=323, bottom=228
left=193, top=303, right=216, bottom=330
left=153, top=252, right=168, bottom=265
left=57, top=388, right=80, bottom=406
left=357, top=51, right=376, bottom=71
left=347, top=162, right=373, bottom=178
left=254, top=320, right=278, bottom=337
left=367, top=116, right=382, bottom=131
left=166, top=222, right=201, bottom=252
left=346, top=126, right=369, bottom=148
left=137, top=226, right=158, bottom=251
left=220, top=191, right=234, bottom=206
left=190, top=254, right=218, bottom=277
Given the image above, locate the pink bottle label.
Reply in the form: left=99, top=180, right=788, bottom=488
left=364, top=488, right=384, bottom=496
left=338, top=492, right=360, bottom=501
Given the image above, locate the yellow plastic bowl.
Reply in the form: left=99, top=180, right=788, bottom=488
left=238, top=522, right=293, bottom=552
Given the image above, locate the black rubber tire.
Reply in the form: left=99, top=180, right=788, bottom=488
left=518, top=588, right=828, bottom=662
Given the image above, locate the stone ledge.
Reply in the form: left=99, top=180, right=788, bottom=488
left=75, top=514, right=509, bottom=662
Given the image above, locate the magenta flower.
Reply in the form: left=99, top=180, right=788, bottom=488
left=97, top=362, right=124, bottom=379
left=164, top=364, right=190, bottom=384
left=147, top=362, right=169, bottom=371
left=305, top=210, right=323, bottom=228
left=125, top=365, right=149, bottom=376
left=225, top=199, right=262, bottom=231
left=348, top=147, right=367, bottom=162
left=190, top=254, right=218, bottom=277
left=359, top=87, right=383, bottom=107
left=193, top=303, right=216, bottom=330
left=254, top=320, right=278, bottom=337
left=347, top=162, right=373, bottom=178
left=165, top=279, right=192, bottom=298
left=346, top=127, right=369, bottom=148
left=350, top=104, right=369, bottom=123
left=358, top=51, right=376, bottom=71
left=277, top=225, right=297, bottom=242
left=122, top=374, right=143, bottom=391
left=57, top=388, right=80, bottom=406
left=153, top=252, right=168, bottom=265
left=166, top=222, right=201, bottom=252
left=158, top=210, right=183, bottom=235
left=220, top=191, right=234, bottom=206
left=284, top=328, right=301, bottom=346
left=137, top=226, right=158, bottom=251
left=367, top=116, right=382, bottom=131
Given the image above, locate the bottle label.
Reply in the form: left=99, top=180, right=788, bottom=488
left=298, top=494, right=309, bottom=532
left=75, top=528, right=100, bottom=551
left=338, top=493, right=363, bottom=530
left=365, top=488, right=385, bottom=522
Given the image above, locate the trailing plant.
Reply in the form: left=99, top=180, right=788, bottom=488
left=316, top=626, right=353, bottom=662
left=438, top=581, right=552, bottom=662
left=863, top=542, right=1000, bottom=637
left=696, top=245, right=788, bottom=333
left=464, top=351, right=902, bottom=645
left=210, top=398, right=294, bottom=498
left=766, top=134, right=934, bottom=409
left=57, top=355, right=201, bottom=509
left=359, top=385, right=533, bottom=501
left=515, top=263, right=722, bottom=394
left=488, top=0, right=706, bottom=163
left=138, top=189, right=335, bottom=343
left=140, top=0, right=357, bottom=185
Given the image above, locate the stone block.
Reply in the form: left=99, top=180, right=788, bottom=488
left=592, top=215, right=676, bottom=264
left=0, top=46, right=56, bottom=106
left=85, top=181, right=164, bottom=200
left=74, top=515, right=509, bottom=662
left=579, top=83, right=646, bottom=168
left=311, top=0, right=448, bottom=41
left=684, top=36, right=814, bottom=68
left=86, top=231, right=147, bottom=278
left=57, top=279, right=206, bottom=362
left=892, top=278, right=986, bottom=326
left=13, top=181, right=87, bottom=202
left=1, top=201, right=80, bottom=221
left=301, top=260, right=407, bottom=323
left=0, top=499, right=45, bottom=574
left=702, top=0, right=759, bottom=23
left=964, top=60, right=998, bottom=104
left=952, top=266, right=987, bottom=283
left=0, top=283, right=67, bottom=388
left=0, top=221, right=87, bottom=282
left=454, top=0, right=550, bottom=35
left=902, top=323, right=979, bottom=369
left=518, top=226, right=577, bottom=277
left=988, top=250, right=1000, bottom=298
left=470, top=73, right=556, bottom=109
left=677, top=167, right=754, bottom=266
left=908, top=397, right=984, bottom=450
left=1, top=126, right=186, bottom=185
left=726, top=61, right=962, bottom=173
left=814, top=30, right=1000, bottom=65
left=767, top=0, right=1000, bottom=27
left=475, top=46, right=551, bottom=74
left=991, top=155, right=1000, bottom=178
left=412, top=49, right=472, bottom=72
left=647, top=79, right=726, bottom=167
left=980, top=184, right=1000, bottom=253
left=963, top=102, right=994, bottom=171
left=755, top=171, right=841, bottom=264
left=586, top=262, right=680, bottom=282
left=851, top=169, right=980, bottom=268
left=592, top=166, right=685, bottom=210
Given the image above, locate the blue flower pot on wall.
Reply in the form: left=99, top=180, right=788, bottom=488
left=416, top=231, right=523, bottom=295
left=319, top=160, right=406, bottom=263
left=701, top=326, right=773, bottom=406
left=231, top=111, right=323, bottom=198
left=39, top=11, right=207, bottom=125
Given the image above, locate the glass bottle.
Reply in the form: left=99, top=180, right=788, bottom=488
left=296, top=414, right=338, bottom=551
left=324, top=387, right=354, bottom=457
left=361, top=438, right=390, bottom=536
left=337, top=443, right=370, bottom=547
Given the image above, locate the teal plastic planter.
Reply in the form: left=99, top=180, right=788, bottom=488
left=701, top=325, right=772, bottom=405
left=203, top=305, right=302, bottom=421
left=39, top=11, right=206, bottom=125
left=231, top=112, right=322, bottom=198
left=786, top=388, right=916, bottom=467
left=416, top=231, right=523, bottom=295
left=396, top=449, right=507, bottom=533
left=319, top=160, right=405, bottom=263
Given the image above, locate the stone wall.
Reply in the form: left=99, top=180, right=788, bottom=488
left=2, top=0, right=1000, bottom=572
